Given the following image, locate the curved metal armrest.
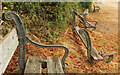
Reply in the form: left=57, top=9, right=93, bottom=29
left=87, top=20, right=97, bottom=27
left=87, top=20, right=97, bottom=31
left=26, top=36, right=69, bottom=70
left=99, top=53, right=114, bottom=63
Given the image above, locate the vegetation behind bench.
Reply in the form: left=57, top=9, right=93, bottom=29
left=2, top=2, right=92, bottom=44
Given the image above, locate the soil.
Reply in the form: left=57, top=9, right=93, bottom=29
left=89, top=2, right=118, bottom=36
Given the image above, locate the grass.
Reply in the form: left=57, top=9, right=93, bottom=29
left=74, top=68, right=81, bottom=72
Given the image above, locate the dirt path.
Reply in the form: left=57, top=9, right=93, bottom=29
left=88, top=2, right=118, bottom=36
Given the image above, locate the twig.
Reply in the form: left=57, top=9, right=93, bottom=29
left=64, top=28, right=69, bottom=34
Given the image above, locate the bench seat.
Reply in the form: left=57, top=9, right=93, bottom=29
left=24, top=56, right=64, bottom=74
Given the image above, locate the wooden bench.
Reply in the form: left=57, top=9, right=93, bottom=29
left=72, top=9, right=113, bottom=63
left=93, top=5, right=100, bottom=13
left=75, top=27, right=103, bottom=61
left=4, top=11, right=69, bottom=74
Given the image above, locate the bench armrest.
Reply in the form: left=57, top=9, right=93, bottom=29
left=99, top=53, right=114, bottom=63
left=87, top=20, right=97, bottom=31
left=26, top=36, right=69, bottom=70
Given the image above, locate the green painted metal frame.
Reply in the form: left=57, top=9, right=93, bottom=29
left=5, top=11, right=69, bottom=74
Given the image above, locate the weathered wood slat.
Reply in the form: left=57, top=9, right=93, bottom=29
left=91, top=46, right=103, bottom=60
left=55, top=58, right=64, bottom=73
left=0, top=0, right=2, bottom=43
left=0, top=28, right=18, bottom=74
left=47, top=57, right=56, bottom=73
left=47, top=57, right=64, bottom=74
left=24, top=56, right=42, bottom=74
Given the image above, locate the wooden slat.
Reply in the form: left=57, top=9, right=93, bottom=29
left=55, top=57, right=64, bottom=73
left=91, top=46, right=103, bottom=60
left=0, top=28, right=18, bottom=74
left=24, top=56, right=42, bottom=74
left=47, top=57, right=64, bottom=74
left=0, top=0, right=2, bottom=43
left=47, top=57, right=56, bottom=73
